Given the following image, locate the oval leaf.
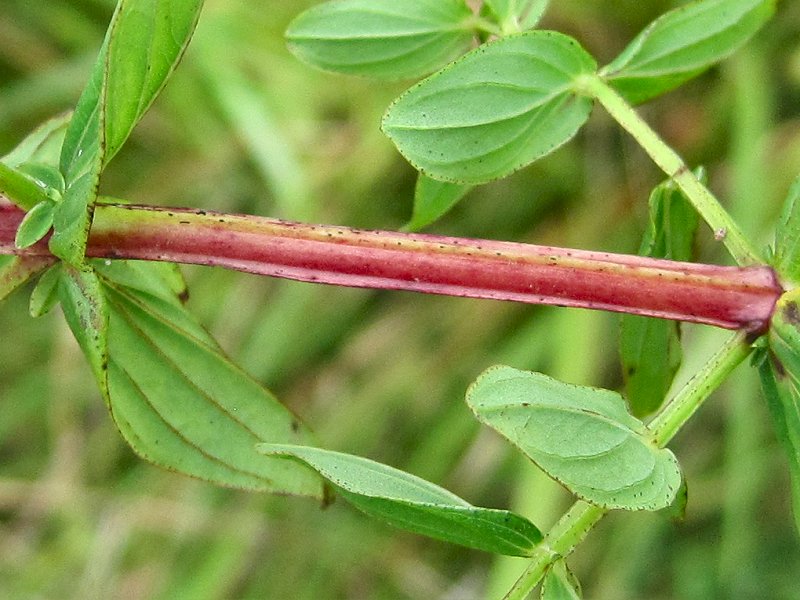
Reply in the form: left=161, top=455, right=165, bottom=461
left=382, top=31, right=596, bottom=184
left=258, top=444, right=543, bottom=556
left=601, top=0, right=775, bottom=104
left=286, top=0, right=475, bottom=80
left=14, top=201, right=55, bottom=249
left=466, top=366, right=683, bottom=510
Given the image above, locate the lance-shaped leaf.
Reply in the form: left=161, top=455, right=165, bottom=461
left=285, top=0, right=475, bottom=80
left=258, top=444, right=543, bottom=556
left=58, top=260, right=323, bottom=498
left=541, top=560, right=582, bottom=600
left=53, top=0, right=205, bottom=265
left=601, top=0, right=776, bottom=104
left=760, top=289, right=800, bottom=535
left=773, top=175, right=800, bottom=287
left=466, top=366, right=683, bottom=511
left=52, top=54, right=105, bottom=264
left=382, top=31, right=596, bottom=184
left=620, top=175, right=699, bottom=417
left=405, top=174, right=473, bottom=231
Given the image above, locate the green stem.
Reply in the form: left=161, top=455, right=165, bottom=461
left=578, top=75, right=762, bottom=267
left=503, top=502, right=606, bottom=600
left=649, top=331, right=753, bottom=446
left=503, top=331, right=754, bottom=599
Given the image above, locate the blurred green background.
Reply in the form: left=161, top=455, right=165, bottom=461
left=2, top=1, right=800, bottom=598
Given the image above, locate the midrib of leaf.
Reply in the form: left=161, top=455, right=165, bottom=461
left=419, top=95, right=584, bottom=168
left=392, top=89, right=574, bottom=145
left=327, top=33, right=468, bottom=64
left=478, top=407, right=636, bottom=458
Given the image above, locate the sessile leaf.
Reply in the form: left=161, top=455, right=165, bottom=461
left=382, top=31, right=596, bottom=184
left=601, top=0, right=776, bottom=104
left=286, top=0, right=476, bottom=80
left=258, top=444, right=543, bottom=556
left=466, top=366, right=683, bottom=511
left=58, top=260, right=324, bottom=498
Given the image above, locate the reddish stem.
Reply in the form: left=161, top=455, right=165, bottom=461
left=0, top=199, right=781, bottom=332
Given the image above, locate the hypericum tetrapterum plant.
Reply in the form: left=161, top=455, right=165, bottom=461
left=1, top=0, right=798, bottom=597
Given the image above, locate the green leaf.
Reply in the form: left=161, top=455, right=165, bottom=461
left=286, top=0, right=475, bottom=80
left=59, top=265, right=109, bottom=386
left=80, top=261, right=322, bottom=497
left=757, top=358, right=800, bottom=536
left=485, top=0, right=550, bottom=33
left=405, top=174, right=473, bottom=231
left=257, top=444, right=543, bottom=556
left=0, top=255, right=57, bottom=303
left=52, top=53, right=105, bottom=264
left=620, top=176, right=699, bottom=417
left=1, top=113, right=72, bottom=168
left=541, top=560, right=582, bottom=600
left=15, top=163, right=65, bottom=201
left=14, top=201, right=55, bottom=249
left=773, top=174, right=800, bottom=286
left=760, top=290, right=800, bottom=535
left=518, top=0, right=549, bottom=31
left=29, top=264, right=62, bottom=317
left=382, top=31, right=596, bottom=184
left=103, top=0, right=204, bottom=162
left=601, top=0, right=775, bottom=104
left=53, top=0, right=205, bottom=265
left=466, top=366, right=683, bottom=511
left=0, top=162, right=51, bottom=211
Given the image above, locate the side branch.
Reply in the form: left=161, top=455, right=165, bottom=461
left=0, top=199, right=782, bottom=331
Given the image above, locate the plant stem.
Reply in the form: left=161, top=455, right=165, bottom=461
left=0, top=198, right=781, bottom=331
left=578, top=75, right=762, bottom=267
left=649, top=331, right=753, bottom=446
left=503, top=501, right=606, bottom=600
left=503, top=330, right=754, bottom=599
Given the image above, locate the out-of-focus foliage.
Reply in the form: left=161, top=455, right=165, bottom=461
left=1, top=1, right=800, bottom=598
